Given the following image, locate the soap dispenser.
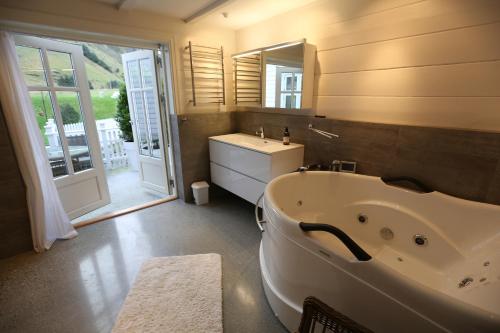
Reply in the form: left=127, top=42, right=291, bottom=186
left=283, top=127, right=290, bottom=145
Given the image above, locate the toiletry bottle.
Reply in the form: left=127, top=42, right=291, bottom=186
left=283, top=127, right=290, bottom=145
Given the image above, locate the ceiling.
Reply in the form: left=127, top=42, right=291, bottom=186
left=95, top=0, right=318, bottom=30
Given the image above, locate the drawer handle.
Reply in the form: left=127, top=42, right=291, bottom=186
left=255, top=193, right=266, bottom=232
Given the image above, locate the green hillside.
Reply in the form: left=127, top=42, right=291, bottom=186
left=15, top=41, right=130, bottom=89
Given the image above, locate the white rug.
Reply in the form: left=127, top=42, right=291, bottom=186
left=112, top=254, right=223, bottom=333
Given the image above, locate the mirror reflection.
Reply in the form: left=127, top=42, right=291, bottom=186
left=262, top=44, right=303, bottom=109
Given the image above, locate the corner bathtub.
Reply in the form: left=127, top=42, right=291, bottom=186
left=259, top=171, right=500, bottom=332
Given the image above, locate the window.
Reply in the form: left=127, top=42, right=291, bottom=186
left=265, top=63, right=302, bottom=109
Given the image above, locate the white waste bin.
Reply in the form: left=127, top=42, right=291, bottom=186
left=191, top=181, right=209, bottom=205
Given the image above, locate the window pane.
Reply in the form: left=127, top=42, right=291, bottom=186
left=144, top=90, right=160, bottom=158
left=15, top=45, right=48, bottom=86
left=281, top=73, right=293, bottom=91
left=280, top=93, right=292, bottom=108
left=47, top=50, right=76, bottom=87
left=265, top=64, right=277, bottom=108
left=132, top=91, right=150, bottom=156
left=295, top=93, right=302, bottom=109
left=55, top=92, right=93, bottom=172
left=140, top=58, right=154, bottom=88
left=127, top=60, right=141, bottom=89
left=295, top=73, right=303, bottom=91
left=30, top=91, right=68, bottom=177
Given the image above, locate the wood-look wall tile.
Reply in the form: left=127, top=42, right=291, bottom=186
left=232, top=111, right=500, bottom=205
left=0, top=108, right=32, bottom=259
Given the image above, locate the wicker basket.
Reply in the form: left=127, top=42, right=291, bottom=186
left=297, top=296, right=374, bottom=333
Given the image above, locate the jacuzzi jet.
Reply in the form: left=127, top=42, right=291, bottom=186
left=413, top=234, right=428, bottom=246
left=357, top=214, right=367, bottom=223
left=380, top=227, right=394, bottom=240
left=484, top=261, right=490, bottom=267
left=458, top=277, right=473, bottom=288
left=297, top=200, right=302, bottom=206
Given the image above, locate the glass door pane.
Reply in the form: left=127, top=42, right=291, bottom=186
left=29, top=91, right=68, bottom=177
left=131, top=91, right=150, bottom=156
left=144, top=90, right=161, bottom=158
left=46, top=50, right=77, bottom=87
left=15, top=45, right=48, bottom=86
left=55, top=91, right=93, bottom=172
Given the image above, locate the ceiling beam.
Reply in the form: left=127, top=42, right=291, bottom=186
left=183, top=0, right=231, bottom=23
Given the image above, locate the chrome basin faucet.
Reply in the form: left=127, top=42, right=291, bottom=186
left=256, top=126, right=265, bottom=139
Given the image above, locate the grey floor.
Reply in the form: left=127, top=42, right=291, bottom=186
left=0, top=190, right=287, bottom=333
left=72, top=167, right=166, bottom=223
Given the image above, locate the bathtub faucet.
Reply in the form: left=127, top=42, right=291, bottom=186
left=256, top=126, right=265, bottom=139
left=330, top=160, right=341, bottom=172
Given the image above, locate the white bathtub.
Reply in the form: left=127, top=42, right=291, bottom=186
left=259, top=171, right=500, bottom=332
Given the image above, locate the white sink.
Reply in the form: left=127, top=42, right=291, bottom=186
left=209, top=133, right=303, bottom=155
left=209, top=133, right=304, bottom=204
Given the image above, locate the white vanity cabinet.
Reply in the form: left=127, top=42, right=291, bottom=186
left=209, top=133, right=304, bottom=204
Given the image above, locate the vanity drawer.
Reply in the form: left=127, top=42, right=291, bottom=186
left=209, top=140, right=271, bottom=182
left=210, top=162, right=266, bottom=204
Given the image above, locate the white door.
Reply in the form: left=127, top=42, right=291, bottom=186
left=122, top=50, right=169, bottom=194
left=15, top=35, right=110, bottom=219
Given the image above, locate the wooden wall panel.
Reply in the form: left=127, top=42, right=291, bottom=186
left=315, top=61, right=500, bottom=97
left=236, top=0, right=500, bottom=132
left=0, top=105, right=32, bottom=259
left=314, top=96, right=500, bottom=131
left=314, top=0, right=500, bottom=50
left=317, top=22, right=500, bottom=74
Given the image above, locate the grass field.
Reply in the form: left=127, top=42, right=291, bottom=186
left=32, top=89, right=119, bottom=132
left=16, top=43, right=124, bottom=89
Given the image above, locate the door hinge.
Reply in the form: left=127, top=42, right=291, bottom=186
left=169, top=179, right=175, bottom=187
left=156, top=56, right=162, bottom=67
left=160, top=93, right=166, bottom=104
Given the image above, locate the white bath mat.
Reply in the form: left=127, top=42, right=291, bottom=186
left=112, top=254, right=223, bottom=333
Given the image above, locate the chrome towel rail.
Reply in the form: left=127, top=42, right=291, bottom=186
left=185, top=41, right=225, bottom=106
left=308, top=124, right=340, bottom=139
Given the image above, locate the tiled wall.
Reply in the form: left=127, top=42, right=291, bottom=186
left=236, top=111, right=500, bottom=205
left=0, top=106, right=32, bottom=259
left=171, top=112, right=236, bottom=202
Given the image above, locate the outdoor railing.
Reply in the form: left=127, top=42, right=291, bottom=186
left=45, top=118, right=128, bottom=170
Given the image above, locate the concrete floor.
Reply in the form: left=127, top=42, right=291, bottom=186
left=72, top=168, right=166, bottom=223
left=0, top=191, right=287, bottom=333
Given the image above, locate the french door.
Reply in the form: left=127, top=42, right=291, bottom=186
left=15, top=35, right=110, bottom=219
left=122, top=50, right=170, bottom=194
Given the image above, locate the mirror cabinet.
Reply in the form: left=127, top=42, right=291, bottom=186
left=233, top=40, right=315, bottom=110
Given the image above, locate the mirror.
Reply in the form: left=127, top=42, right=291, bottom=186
left=233, top=40, right=315, bottom=110
left=262, top=44, right=303, bottom=109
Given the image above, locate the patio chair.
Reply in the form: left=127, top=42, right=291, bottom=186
left=297, top=297, right=373, bottom=333
left=49, top=158, right=67, bottom=177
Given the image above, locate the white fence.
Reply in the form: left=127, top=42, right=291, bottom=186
left=45, top=118, right=128, bottom=170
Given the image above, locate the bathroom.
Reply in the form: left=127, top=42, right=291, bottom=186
left=0, top=0, right=499, bottom=332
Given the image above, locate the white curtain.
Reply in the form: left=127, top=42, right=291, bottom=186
left=0, top=31, right=77, bottom=252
